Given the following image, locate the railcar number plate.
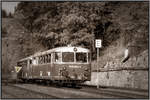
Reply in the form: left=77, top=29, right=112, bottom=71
left=69, top=65, right=81, bottom=68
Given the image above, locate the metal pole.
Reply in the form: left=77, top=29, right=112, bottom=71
left=97, top=48, right=99, bottom=88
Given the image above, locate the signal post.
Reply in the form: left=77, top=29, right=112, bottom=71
left=95, top=39, right=102, bottom=88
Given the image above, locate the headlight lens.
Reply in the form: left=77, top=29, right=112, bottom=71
left=85, top=68, right=88, bottom=71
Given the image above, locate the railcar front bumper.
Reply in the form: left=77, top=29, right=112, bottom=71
left=52, top=76, right=87, bottom=83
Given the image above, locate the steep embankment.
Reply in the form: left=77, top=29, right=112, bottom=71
left=2, top=18, right=45, bottom=78
left=2, top=18, right=27, bottom=78
left=91, top=2, right=148, bottom=70
left=88, top=2, right=148, bottom=90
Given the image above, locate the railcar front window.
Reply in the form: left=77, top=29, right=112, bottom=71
left=62, top=52, right=74, bottom=62
left=76, top=53, right=87, bottom=63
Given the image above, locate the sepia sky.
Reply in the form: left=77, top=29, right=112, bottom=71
left=2, top=2, right=19, bottom=14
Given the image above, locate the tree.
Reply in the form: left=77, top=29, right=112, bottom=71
left=2, top=9, right=7, bottom=18
left=8, top=12, right=13, bottom=18
left=14, top=2, right=148, bottom=60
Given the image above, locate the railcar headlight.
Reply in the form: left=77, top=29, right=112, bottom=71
left=84, top=68, right=88, bottom=71
left=63, top=67, right=66, bottom=70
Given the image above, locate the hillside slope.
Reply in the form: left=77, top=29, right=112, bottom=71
left=91, top=1, right=148, bottom=70
left=2, top=18, right=46, bottom=78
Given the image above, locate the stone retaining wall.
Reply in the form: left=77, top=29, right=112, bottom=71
left=85, top=50, right=148, bottom=90
left=85, top=70, right=148, bottom=90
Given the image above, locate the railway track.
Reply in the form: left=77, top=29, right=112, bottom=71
left=80, top=84, right=148, bottom=98
left=79, top=86, right=148, bottom=98
left=55, top=84, right=148, bottom=98
left=36, top=82, right=148, bottom=98
left=2, top=82, right=148, bottom=99
left=2, top=84, right=59, bottom=98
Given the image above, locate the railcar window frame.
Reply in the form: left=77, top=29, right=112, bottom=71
left=39, top=56, right=41, bottom=64
left=42, top=56, right=44, bottom=64
left=40, top=56, right=43, bottom=64
left=62, top=52, right=74, bottom=63
left=17, top=60, right=28, bottom=67
left=37, top=54, right=52, bottom=65
left=30, top=60, right=32, bottom=64
left=76, top=52, right=88, bottom=63
left=47, top=54, right=51, bottom=63
left=40, top=56, right=42, bottom=64
left=45, top=55, right=47, bottom=63
left=43, top=55, right=45, bottom=64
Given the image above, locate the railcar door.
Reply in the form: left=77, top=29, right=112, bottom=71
left=28, top=59, right=32, bottom=79
left=24, top=60, right=30, bottom=79
left=41, top=54, right=51, bottom=79
left=51, top=52, right=62, bottom=80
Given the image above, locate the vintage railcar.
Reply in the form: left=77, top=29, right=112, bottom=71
left=16, top=46, right=91, bottom=85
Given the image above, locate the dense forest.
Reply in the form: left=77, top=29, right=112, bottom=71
left=13, top=1, right=148, bottom=59
left=2, top=9, right=13, bottom=18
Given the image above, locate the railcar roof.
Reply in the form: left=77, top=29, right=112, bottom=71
left=18, top=56, right=32, bottom=62
left=34, top=46, right=89, bottom=56
left=18, top=46, right=90, bottom=62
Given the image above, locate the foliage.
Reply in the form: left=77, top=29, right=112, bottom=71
left=2, top=27, right=8, bottom=37
left=2, top=9, right=13, bottom=18
left=2, top=9, right=7, bottom=18
left=14, top=2, right=148, bottom=59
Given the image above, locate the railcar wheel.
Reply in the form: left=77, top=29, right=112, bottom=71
left=47, top=81, right=52, bottom=86
left=62, top=83, right=68, bottom=87
left=21, top=79, right=27, bottom=83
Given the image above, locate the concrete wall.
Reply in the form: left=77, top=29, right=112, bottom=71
left=85, top=70, right=148, bottom=90
left=85, top=50, right=148, bottom=90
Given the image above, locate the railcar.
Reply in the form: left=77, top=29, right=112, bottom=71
left=16, top=46, right=91, bottom=86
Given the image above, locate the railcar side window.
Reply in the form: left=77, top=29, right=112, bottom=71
left=48, top=54, right=51, bottom=63
left=17, top=62, right=21, bottom=66
left=41, top=56, right=43, bottom=64
left=44, top=56, right=46, bottom=63
left=40, top=56, right=42, bottom=64
left=76, top=53, right=87, bottom=63
left=42, top=56, right=44, bottom=64
left=62, top=52, right=74, bottom=62
left=44, top=55, right=47, bottom=63
left=45, top=55, right=48, bottom=63
left=39, top=56, right=41, bottom=64
left=55, top=52, right=61, bottom=62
